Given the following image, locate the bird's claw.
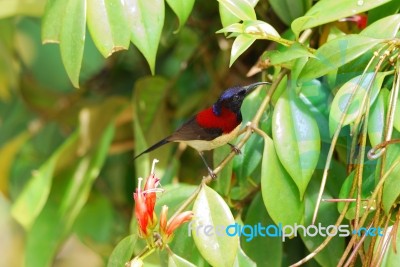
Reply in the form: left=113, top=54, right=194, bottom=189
left=207, top=168, right=217, bottom=179
left=228, top=143, right=241, bottom=155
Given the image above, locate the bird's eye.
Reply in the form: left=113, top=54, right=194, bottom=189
left=233, top=95, right=240, bottom=100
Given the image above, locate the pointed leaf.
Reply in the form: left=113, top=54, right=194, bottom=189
left=166, top=0, right=195, bottom=32
left=234, top=247, right=256, bottom=267
left=361, top=14, right=400, bottom=39
left=368, top=89, right=389, bottom=147
left=192, top=185, right=238, bottom=267
left=242, top=193, right=282, bottom=266
left=25, top=125, right=114, bottom=267
left=125, top=0, right=164, bottom=74
left=60, top=0, right=86, bottom=88
left=11, top=132, right=79, bottom=230
left=272, top=90, right=320, bottom=198
left=218, top=0, right=256, bottom=21
left=168, top=252, right=197, bottom=267
left=269, top=0, right=306, bottom=26
left=87, top=0, right=130, bottom=57
left=230, top=34, right=256, bottom=66
left=243, top=20, right=280, bottom=38
left=41, top=0, right=68, bottom=43
left=329, top=72, right=390, bottom=136
left=107, top=235, right=137, bottom=267
left=291, top=0, right=392, bottom=37
left=261, top=135, right=304, bottom=227
left=298, top=35, right=382, bottom=82
left=382, top=144, right=400, bottom=213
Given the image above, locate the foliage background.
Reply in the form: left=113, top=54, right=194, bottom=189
left=1, top=0, right=400, bottom=267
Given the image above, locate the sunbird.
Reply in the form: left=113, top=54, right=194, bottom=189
left=134, top=82, right=270, bottom=178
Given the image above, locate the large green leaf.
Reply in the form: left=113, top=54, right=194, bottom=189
left=298, top=35, right=382, bottom=82
left=11, top=131, right=78, bottom=230
left=192, top=185, right=238, bottom=267
left=218, top=0, right=256, bottom=21
left=133, top=77, right=171, bottom=179
left=234, top=247, right=256, bottom=267
left=213, top=145, right=233, bottom=196
left=41, top=0, right=68, bottom=43
left=395, top=92, right=400, bottom=133
left=107, top=234, right=138, bottom=267
left=168, top=252, right=197, bottom=267
left=25, top=125, right=114, bottom=267
left=368, top=89, right=389, bottom=147
left=125, top=0, right=164, bottom=74
left=0, top=0, right=46, bottom=18
left=329, top=72, right=390, bottom=136
left=166, top=0, right=195, bottom=32
left=219, top=0, right=258, bottom=28
left=230, top=34, right=256, bottom=66
left=302, top=180, right=345, bottom=267
left=60, top=0, right=86, bottom=88
left=261, top=135, right=304, bottom=227
left=87, top=0, right=130, bottom=57
left=242, top=193, right=282, bottom=267
left=272, top=90, right=320, bottom=199
left=361, top=14, right=400, bottom=39
left=378, top=225, right=400, bottom=267
left=382, top=143, right=400, bottom=213
left=291, top=0, right=392, bottom=37
left=269, top=0, right=306, bottom=26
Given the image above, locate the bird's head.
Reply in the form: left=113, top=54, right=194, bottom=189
left=212, top=82, right=270, bottom=115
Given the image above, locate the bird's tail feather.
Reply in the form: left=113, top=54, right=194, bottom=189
left=134, top=138, right=170, bottom=159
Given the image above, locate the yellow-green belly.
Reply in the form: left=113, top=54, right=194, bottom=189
left=181, top=124, right=241, bottom=152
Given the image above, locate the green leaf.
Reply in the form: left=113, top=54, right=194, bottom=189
left=60, top=0, right=86, bottom=88
left=361, top=14, right=400, bottom=39
left=265, top=42, right=315, bottom=66
left=382, top=144, right=400, bottom=213
left=125, top=0, right=164, bottom=74
left=338, top=171, right=375, bottom=220
left=107, top=235, right=137, bottom=267
left=216, top=23, right=244, bottom=34
left=0, top=132, right=29, bottom=195
left=11, top=131, right=78, bottom=230
left=168, top=252, right=197, bottom=267
left=219, top=0, right=258, bottom=28
left=272, top=90, right=320, bottom=199
left=0, top=0, right=46, bottom=19
left=378, top=225, right=400, bottom=267
left=368, top=89, right=389, bottom=147
left=302, top=180, right=345, bottom=267
left=269, top=0, right=306, bottom=26
left=394, top=91, right=400, bottom=133
left=329, top=72, right=390, bottom=136
left=234, top=247, right=256, bottom=267
left=192, top=185, right=238, bottom=267
left=87, top=0, right=130, bottom=57
left=41, top=0, right=68, bottom=43
left=242, top=193, right=282, bottom=267
left=25, top=125, right=114, bottom=267
left=166, top=0, right=195, bottom=32
left=291, top=0, right=392, bottom=37
left=133, top=77, right=171, bottom=179
left=299, top=35, right=382, bottom=82
left=261, top=135, right=304, bottom=227
left=230, top=34, right=256, bottom=66
left=213, top=145, right=233, bottom=196
left=218, top=0, right=256, bottom=21
left=243, top=20, right=280, bottom=38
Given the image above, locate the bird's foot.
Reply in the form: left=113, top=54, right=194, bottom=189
left=228, top=143, right=241, bottom=155
left=207, top=168, right=217, bottom=179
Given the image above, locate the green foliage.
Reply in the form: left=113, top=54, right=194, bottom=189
left=1, top=0, right=400, bottom=266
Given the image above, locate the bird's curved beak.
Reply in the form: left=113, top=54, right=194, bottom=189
left=244, top=81, right=271, bottom=95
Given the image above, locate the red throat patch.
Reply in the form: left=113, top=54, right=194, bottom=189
left=196, top=107, right=240, bottom=133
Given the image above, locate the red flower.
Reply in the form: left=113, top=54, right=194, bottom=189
left=160, top=205, right=194, bottom=243
left=134, top=173, right=160, bottom=237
